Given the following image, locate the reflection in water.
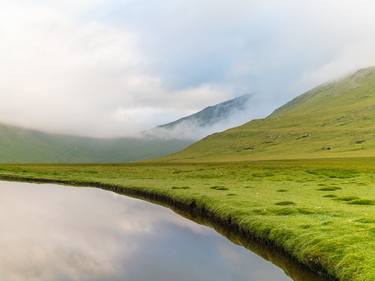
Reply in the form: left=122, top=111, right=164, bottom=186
left=0, top=181, right=325, bottom=281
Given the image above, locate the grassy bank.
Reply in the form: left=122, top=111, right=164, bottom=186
left=1, top=158, right=375, bottom=280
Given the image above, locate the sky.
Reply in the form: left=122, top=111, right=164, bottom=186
left=1, top=0, right=375, bottom=137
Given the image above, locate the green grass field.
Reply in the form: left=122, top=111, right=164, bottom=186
left=1, top=158, right=375, bottom=281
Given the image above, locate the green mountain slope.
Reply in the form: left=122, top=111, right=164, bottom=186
left=164, top=67, right=375, bottom=162
left=0, top=123, right=191, bottom=163
left=0, top=94, right=254, bottom=163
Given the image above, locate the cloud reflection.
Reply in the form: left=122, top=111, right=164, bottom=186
left=0, top=181, right=292, bottom=281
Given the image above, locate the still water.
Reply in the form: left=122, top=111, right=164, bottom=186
left=0, top=181, right=326, bottom=281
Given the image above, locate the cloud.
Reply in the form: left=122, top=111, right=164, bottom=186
left=1, top=0, right=375, bottom=137
left=0, top=0, right=232, bottom=137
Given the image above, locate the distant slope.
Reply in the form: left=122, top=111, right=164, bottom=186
left=0, top=123, right=190, bottom=163
left=163, top=67, right=375, bottom=162
left=0, top=94, right=252, bottom=163
left=146, top=94, right=251, bottom=140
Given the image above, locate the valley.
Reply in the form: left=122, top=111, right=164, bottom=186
left=1, top=158, right=374, bottom=281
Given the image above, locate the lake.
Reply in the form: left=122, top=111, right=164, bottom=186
left=0, top=181, right=327, bottom=281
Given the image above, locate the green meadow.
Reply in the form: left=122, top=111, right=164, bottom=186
left=1, top=158, right=375, bottom=281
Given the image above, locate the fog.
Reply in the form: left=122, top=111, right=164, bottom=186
left=145, top=95, right=256, bottom=140
left=1, top=0, right=375, bottom=138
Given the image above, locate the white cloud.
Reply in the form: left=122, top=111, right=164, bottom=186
left=0, top=0, right=232, bottom=137
left=1, top=0, right=375, bottom=137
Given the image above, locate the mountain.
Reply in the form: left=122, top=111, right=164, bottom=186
left=145, top=94, right=252, bottom=140
left=0, top=123, right=191, bottom=163
left=0, top=94, right=253, bottom=163
left=162, top=67, right=375, bottom=162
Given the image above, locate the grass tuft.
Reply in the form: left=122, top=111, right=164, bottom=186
left=348, top=199, right=375, bottom=205
left=335, top=196, right=360, bottom=202
left=275, top=201, right=296, bottom=206
left=323, top=194, right=337, bottom=198
left=299, top=224, right=311, bottom=229
left=317, top=186, right=342, bottom=191
left=171, top=186, right=191, bottom=190
left=210, top=186, right=229, bottom=191
left=271, top=207, right=297, bottom=216
left=355, top=218, right=375, bottom=224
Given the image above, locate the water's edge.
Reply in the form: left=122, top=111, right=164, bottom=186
left=0, top=175, right=337, bottom=281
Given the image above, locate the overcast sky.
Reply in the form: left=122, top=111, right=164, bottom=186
left=1, top=0, right=375, bottom=137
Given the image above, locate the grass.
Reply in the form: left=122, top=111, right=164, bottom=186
left=275, top=201, right=296, bottom=206
left=1, top=158, right=375, bottom=280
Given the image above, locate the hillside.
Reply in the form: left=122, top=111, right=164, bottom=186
left=0, top=94, right=253, bottom=163
left=0, top=123, right=190, bottom=163
left=164, top=67, right=375, bottom=161
left=146, top=94, right=251, bottom=140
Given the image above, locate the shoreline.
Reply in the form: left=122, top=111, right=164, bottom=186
left=0, top=174, right=336, bottom=281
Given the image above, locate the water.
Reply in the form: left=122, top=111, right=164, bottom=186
left=0, top=181, right=327, bottom=281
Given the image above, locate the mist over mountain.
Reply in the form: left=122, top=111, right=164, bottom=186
left=0, top=122, right=191, bottom=163
left=163, top=67, right=375, bottom=162
left=145, top=94, right=252, bottom=140
left=0, top=94, right=254, bottom=163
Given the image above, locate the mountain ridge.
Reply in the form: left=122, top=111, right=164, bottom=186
left=0, top=122, right=191, bottom=163
left=146, top=94, right=252, bottom=140
left=158, top=94, right=251, bottom=128
left=162, top=67, right=375, bottom=162
left=0, top=94, right=253, bottom=163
